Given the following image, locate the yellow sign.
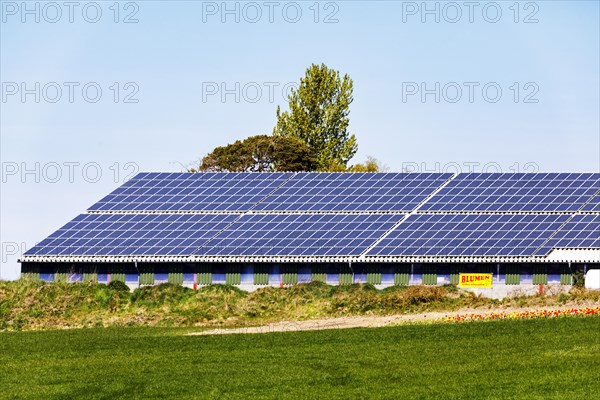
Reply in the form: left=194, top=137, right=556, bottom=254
left=459, top=273, right=493, bottom=288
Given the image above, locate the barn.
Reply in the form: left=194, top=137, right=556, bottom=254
left=19, top=172, right=600, bottom=292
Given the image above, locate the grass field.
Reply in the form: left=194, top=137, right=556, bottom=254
left=1, top=317, right=598, bottom=399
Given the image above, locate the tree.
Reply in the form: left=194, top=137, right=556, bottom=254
left=194, top=135, right=316, bottom=172
left=273, top=63, right=358, bottom=171
left=347, top=156, right=387, bottom=172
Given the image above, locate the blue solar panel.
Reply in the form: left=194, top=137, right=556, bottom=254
left=253, top=172, right=451, bottom=212
left=367, top=213, right=570, bottom=257
left=25, top=213, right=237, bottom=256
left=420, top=173, right=600, bottom=212
left=536, top=214, right=600, bottom=255
left=581, top=193, right=600, bottom=212
left=88, top=172, right=294, bottom=212
left=196, top=213, right=404, bottom=257
left=24, top=172, right=600, bottom=261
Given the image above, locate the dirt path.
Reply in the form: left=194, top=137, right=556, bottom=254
left=186, top=304, right=594, bottom=336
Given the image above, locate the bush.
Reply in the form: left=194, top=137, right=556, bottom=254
left=361, top=283, right=378, bottom=292
left=442, top=283, right=458, bottom=293
left=572, top=270, right=585, bottom=288
left=381, top=285, right=409, bottom=294
left=198, top=284, right=247, bottom=296
left=107, top=280, right=130, bottom=293
left=289, top=281, right=333, bottom=298
left=335, top=283, right=379, bottom=294
left=568, top=287, right=600, bottom=302
left=130, top=283, right=192, bottom=305
left=557, top=293, right=569, bottom=304
left=382, top=285, right=447, bottom=310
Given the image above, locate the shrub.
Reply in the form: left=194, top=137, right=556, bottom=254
left=330, top=283, right=364, bottom=295
left=198, top=284, right=247, bottom=296
left=382, top=285, right=447, bottom=310
left=572, top=270, right=585, bottom=288
left=107, top=280, right=130, bottom=293
left=130, top=283, right=193, bottom=306
left=568, top=287, right=600, bottom=302
left=289, top=281, right=333, bottom=298
left=442, top=283, right=458, bottom=293
left=557, top=293, right=569, bottom=304
left=381, top=285, right=409, bottom=294
left=361, top=283, right=378, bottom=292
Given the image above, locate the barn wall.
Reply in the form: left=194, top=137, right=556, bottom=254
left=20, top=262, right=597, bottom=291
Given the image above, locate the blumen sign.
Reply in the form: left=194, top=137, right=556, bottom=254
left=459, top=273, right=493, bottom=288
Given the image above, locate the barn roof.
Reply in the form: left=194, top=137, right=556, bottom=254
left=22, top=172, right=600, bottom=264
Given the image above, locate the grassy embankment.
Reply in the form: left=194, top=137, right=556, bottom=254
left=1, top=279, right=598, bottom=331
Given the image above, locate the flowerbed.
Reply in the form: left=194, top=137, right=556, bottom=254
left=446, top=307, right=600, bottom=322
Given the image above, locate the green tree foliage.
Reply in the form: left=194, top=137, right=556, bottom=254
left=347, top=156, right=386, bottom=172
left=273, top=63, right=358, bottom=171
left=194, top=135, right=316, bottom=172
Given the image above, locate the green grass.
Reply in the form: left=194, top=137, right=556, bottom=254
left=1, top=317, right=598, bottom=399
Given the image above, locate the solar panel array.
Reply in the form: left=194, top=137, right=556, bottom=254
left=253, top=173, right=451, bottom=212
left=536, top=214, right=600, bottom=255
left=581, top=193, right=600, bottom=212
left=369, top=214, right=570, bottom=257
left=24, top=172, right=600, bottom=261
left=26, top=214, right=237, bottom=256
left=196, top=214, right=403, bottom=257
left=88, top=172, right=294, bottom=212
left=420, top=173, right=600, bottom=212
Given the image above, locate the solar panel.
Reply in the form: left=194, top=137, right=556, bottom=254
left=581, top=193, right=600, bottom=212
left=24, top=213, right=238, bottom=256
left=23, top=172, right=600, bottom=262
left=420, top=173, right=600, bottom=212
left=88, top=172, right=294, bottom=212
left=367, top=213, right=570, bottom=257
left=536, top=214, right=600, bottom=255
left=196, top=213, right=404, bottom=257
left=253, top=172, right=451, bottom=212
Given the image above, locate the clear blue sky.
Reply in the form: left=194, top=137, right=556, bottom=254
left=1, top=1, right=599, bottom=279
